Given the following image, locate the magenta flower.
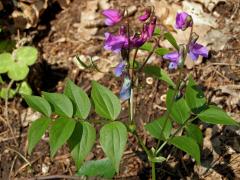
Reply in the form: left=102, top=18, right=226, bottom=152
left=147, top=16, right=157, bottom=37
left=102, top=9, right=123, bottom=26
left=114, top=61, right=126, bottom=77
left=120, top=77, right=131, bottom=101
left=175, top=12, right=193, bottom=31
left=139, top=9, right=151, bottom=21
left=104, top=32, right=128, bottom=53
left=163, top=52, right=181, bottom=69
left=189, top=42, right=208, bottom=60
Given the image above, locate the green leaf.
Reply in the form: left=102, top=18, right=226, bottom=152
left=164, top=32, right=179, bottom=50
left=68, top=121, right=96, bottom=169
left=145, top=116, right=172, bottom=140
left=8, top=62, right=29, bottom=81
left=169, top=136, right=200, bottom=164
left=49, top=117, right=76, bottom=157
left=77, top=158, right=115, bottom=178
left=28, top=117, right=51, bottom=154
left=185, top=76, right=207, bottom=113
left=15, top=46, right=38, bottom=66
left=64, top=79, right=91, bottom=119
left=99, top=121, right=127, bottom=172
left=140, top=42, right=153, bottom=52
left=91, top=81, right=121, bottom=120
left=166, top=87, right=175, bottom=111
left=18, top=81, right=32, bottom=95
left=185, top=124, right=203, bottom=146
left=144, top=65, right=176, bottom=88
left=43, top=92, right=73, bottom=117
left=0, top=53, right=14, bottom=73
left=23, top=95, right=52, bottom=117
left=171, top=98, right=191, bottom=124
left=0, top=88, right=16, bottom=99
left=198, top=106, right=238, bottom=125
left=155, top=48, right=170, bottom=56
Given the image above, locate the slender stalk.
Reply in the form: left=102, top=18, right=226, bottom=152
left=4, top=80, right=18, bottom=146
left=151, top=161, right=156, bottom=180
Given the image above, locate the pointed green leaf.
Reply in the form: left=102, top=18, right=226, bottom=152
left=155, top=48, right=170, bottom=56
left=8, top=62, right=29, bottom=81
left=43, top=92, right=73, bottom=117
left=145, top=116, right=172, bottom=140
left=144, top=65, right=176, bottom=88
left=185, top=76, right=207, bottom=113
left=100, top=121, right=127, bottom=172
left=23, top=95, right=52, bottom=117
left=153, top=27, right=161, bottom=36
left=169, top=136, right=200, bottom=164
left=164, top=32, right=179, bottom=50
left=171, top=98, right=191, bottom=124
left=15, top=46, right=38, bottom=66
left=140, top=42, right=153, bottom=52
left=64, top=79, right=91, bottom=119
left=49, top=117, right=76, bottom=157
left=77, top=158, right=115, bottom=178
left=198, top=106, right=238, bottom=125
left=185, top=124, right=203, bottom=146
left=28, top=117, right=51, bottom=154
left=0, top=53, right=14, bottom=73
left=68, top=121, right=96, bottom=169
left=91, top=81, right=121, bottom=120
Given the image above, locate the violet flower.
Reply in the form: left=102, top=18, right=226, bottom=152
left=189, top=42, right=208, bottom=61
left=139, top=9, right=151, bottom=21
left=175, top=12, right=193, bottom=31
left=114, top=61, right=126, bottom=77
left=102, top=9, right=123, bottom=26
left=163, top=51, right=181, bottom=69
left=120, top=77, right=131, bottom=101
left=104, top=32, right=128, bottom=53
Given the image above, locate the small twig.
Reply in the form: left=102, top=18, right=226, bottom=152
left=7, top=147, right=31, bottom=166
left=209, top=62, right=240, bottom=67
left=9, top=155, right=17, bottom=180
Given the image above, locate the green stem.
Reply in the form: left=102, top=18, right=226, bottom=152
left=151, top=161, right=156, bottom=180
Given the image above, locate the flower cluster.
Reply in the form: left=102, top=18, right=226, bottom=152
left=102, top=8, right=157, bottom=100
left=102, top=9, right=209, bottom=99
left=163, top=12, right=208, bottom=69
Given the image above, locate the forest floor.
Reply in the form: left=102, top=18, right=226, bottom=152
left=0, top=0, right=240, bottom=179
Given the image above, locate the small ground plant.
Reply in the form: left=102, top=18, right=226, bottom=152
left=24, top=7, right=239, bottom=179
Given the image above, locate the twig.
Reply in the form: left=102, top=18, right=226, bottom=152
left=9, top=155, right=17, bottom=180
left=6, top=147, right=31, bottom=166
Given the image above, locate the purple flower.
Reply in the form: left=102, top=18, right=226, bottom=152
left=163, top=51, right=181, bottom=69
left=175, top=12, right=193, bottom=31
left=104, top=32, right=128, bottom=53
left=114, top=61, right=126, bottom=77
left=139, top=9, right=151, bottom=21
left=120, top=77, right=131, bottom=101
left=102, top=9, right=123, bottom=26
left=147, top=16, right=157, bottom=37
left=189, top=42, right=208, bottom=61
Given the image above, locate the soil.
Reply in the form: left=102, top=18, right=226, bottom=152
left=0, top=0, right=240, bottom=179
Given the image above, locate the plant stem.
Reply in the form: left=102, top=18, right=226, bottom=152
left=151, top=161, right=156, bottom=180
left=4, top=79, right=18, bottom=146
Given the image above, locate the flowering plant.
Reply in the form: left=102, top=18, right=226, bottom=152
left=24, top=8, right=238, bottom=179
